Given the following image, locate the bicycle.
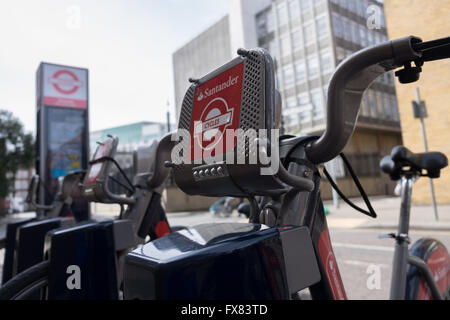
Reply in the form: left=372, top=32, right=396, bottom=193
left=0, top=135, right=175, bottom=299
left=1, top=171, right=85, bottom=285
left=380, top=146, right=449, bottom=299
left=123, top=35, right=450, bottom=300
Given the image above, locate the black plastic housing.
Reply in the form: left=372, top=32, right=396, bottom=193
left=173, top=49, right=287, bottom=198
left=123, top=224, right=320, bottom=300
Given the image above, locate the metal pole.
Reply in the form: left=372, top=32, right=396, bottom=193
left=328, top=160, right=340, bottom=209
left=415, top=88, right=439, bottom=221
left=166, top=100, right=171, bottom=133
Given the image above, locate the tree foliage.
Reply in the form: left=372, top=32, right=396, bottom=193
left=0, top=110, right=35, bottom=212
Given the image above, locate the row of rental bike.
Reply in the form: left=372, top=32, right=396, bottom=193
left=0, top=35, right=449, bottom=300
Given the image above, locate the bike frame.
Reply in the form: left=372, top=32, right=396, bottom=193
left=260, top=139, right=347, bottom=300
left=390, top=176, right=444, bottom=300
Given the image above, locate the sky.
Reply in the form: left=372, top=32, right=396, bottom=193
left=0, top=0, right=229, bottom=133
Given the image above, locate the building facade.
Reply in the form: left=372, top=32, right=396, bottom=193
left=384, top=0, right=450, bottom=204
left=257, top=0, right=399, bottom=136
left=173, top=16, right=232, bottom=120
left=173, top=0, right=404, bottom=200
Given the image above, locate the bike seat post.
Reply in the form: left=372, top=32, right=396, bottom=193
left=390, top=175, right=414, bottom=300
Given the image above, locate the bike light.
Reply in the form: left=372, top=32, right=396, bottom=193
left=172, top=49, right=287, bottom=197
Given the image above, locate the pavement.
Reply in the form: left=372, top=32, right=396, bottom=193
left=323, top=196, right=450, bottom=231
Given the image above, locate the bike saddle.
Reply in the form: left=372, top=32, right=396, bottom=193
left=380, top=146, right=448, bottom=180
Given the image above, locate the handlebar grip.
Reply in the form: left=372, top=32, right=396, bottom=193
left=305, top=36, right=422, bottom=164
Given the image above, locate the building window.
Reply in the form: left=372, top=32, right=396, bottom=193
left=304, top=22, right=315, bottom=45
left=286, top=96, right=297, bottom=109
left=291, top=28, right=303, bottom=52
left=375, top=91, right=384, bottom=118
left=307, top=55, right=319, bottom=79
left=300, top=0, right=311, bottom=12
left=339, top=0, right=347, bottom=9
left=256, top=14, right=267, bottom=38
left=300, top=110, right=312, bottom=123
left=391, top=96, right=400, bottom=121
left=367, top=90, right=377, bottom=118
left=295, top=60, right=306, bottom=83
left=298, top=92, right=309, bottom=105
left=277, top=2, right=288, bottom=26
left=320, top=49, right=333, bottom=74
left=379, top=92, right=387, bottom=119
left=351, top=21, right=360, bottom=45
left=285, top=114, right=297, bottom=126
left=348, top=0, right=357, bottom=13
left=316, top=15, right=329, bottom=39
left=288, top=0, right=300, bottom=19
left=283, top=64, right=295, bottom=87
left=280, top=35, right=291, bottom=57
left=342, top=17, right=351, bottom=42
left=332, top=14, right=342, bottom=38
left=269, top=39, right=278, bottom=58
left=311, top=89, right=324, bottom=119
left=359, top=26, right=367, bottom=47
left=367, top=30, right=374, bottom=45
left=356, top=0, right=364, bottom=17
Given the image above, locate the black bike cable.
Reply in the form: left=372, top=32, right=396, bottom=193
left=90, top=156, right=136, bottom=193
left=323, top=153, right=377, bottom=218
left=109, top=175, right=134, bottom=195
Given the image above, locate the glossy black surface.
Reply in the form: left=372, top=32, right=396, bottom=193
left=124, top=223, right=294, bottom=300
left=45, top=220, right=119, bottom=300
left=16, top=218, right=68, bottom=274
left=2, top=218, right=35, bottom=284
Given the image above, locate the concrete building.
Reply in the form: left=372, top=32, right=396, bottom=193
left=173, top=16, right=232, bottom=120
left=173, top=0, right=404, bottom=201
left=384, top=0, right=450, bottom=204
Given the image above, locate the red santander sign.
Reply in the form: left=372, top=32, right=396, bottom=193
left=39, top=63, right=88, bottom=109
left=190, top=62, right=244, bottom=162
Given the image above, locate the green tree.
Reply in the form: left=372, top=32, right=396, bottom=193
left=0, top=110, right=35, bottom=216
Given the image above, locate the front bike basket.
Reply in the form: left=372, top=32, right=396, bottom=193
left=172, top=48, right=287, bottom=197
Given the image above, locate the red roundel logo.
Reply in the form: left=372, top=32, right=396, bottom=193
left=50, top=69, right=83, bottom=95
left=189, top=62, right=244, bottom=161
left=193, top=97, right=234, bottom=151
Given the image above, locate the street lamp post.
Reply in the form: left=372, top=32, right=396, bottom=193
left=413, top=88, right=439, bottom=221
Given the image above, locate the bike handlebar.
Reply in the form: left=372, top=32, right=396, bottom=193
left=305, top=36, right=423, bottom=164
left=29, top=175, right=54, bottom=211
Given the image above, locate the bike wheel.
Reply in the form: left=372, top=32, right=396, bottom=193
left=0, top=260, right=49, bottom=300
